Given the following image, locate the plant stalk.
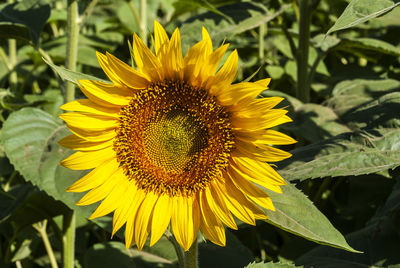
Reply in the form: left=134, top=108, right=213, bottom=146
left=62, top=210, right=75, bottom=268
left=184, top=240, right=198, bottom=268
left=65, top=0, right=79, bottom=103
left=296, top=0, right=312, bottom=103
left=8, top=39, right=17, bottom=92
left=139, top=0, right=147, bottom=45
left=34, top=220, right=59, bottom=268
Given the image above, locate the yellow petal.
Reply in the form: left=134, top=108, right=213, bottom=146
left=59, top=134, right=113, bottom=151
left=217, top=81, right=267, bottom=106
left=79, top=79, right=132, bottom=107
left=66, top=158, right=118, bottom=192
left=201, top=27, right=213, bottom=54
left=200, top=44, right=229, bottom=80
left=61, top=99, right=120, bottom=117
left=236, top=129, right=297, bottom=145
left=171, top=196, right=199, bottom=251
left=208, top=50, right=238, bottom=94
left=135, top=192, right=158, bottom=250
left=154, top=21, right=169, bottom=55
left=96, top=51, right=122, bottom=85
left=106, top=52, right=150, bottom=89
left=67, top=125, right=116, bottom=142
left=60, top=112, right=118, bottom=131
left=199, top=191, right=226, bottom=246
left=164, top=28, right=183, bottom=80
left=89, top=168, right=130, bottom=219
left=112, top=182, right=139, bottom=236
left=76, top=169, right=124, bottom=206
left=230, top=95, right=282, bottom=115
left=125, top=189, right=147, bottom=248
left=231, top=109, right=288, bottom=131
left=183, top=40, right=210, bottom=84
left=132, top=33, right=163, bottom=81
left=60, top=146, right=115, bottom=170
left=230, top=156, right=285, bottom=190
left=205, top=184, right=237, bottom=230
left=236, top=140, right=292, bottom=162
left=150, top=194, right=173, bottom=246
left=227, top=167, right=275, bottom=211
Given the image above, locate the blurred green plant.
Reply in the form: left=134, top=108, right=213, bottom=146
left=1, top=0, right=400, bottom=267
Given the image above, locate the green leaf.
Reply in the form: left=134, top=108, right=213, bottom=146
left=263, top=183, right=359, bottom=253
left=337, top=38, right=400, bottom=59
left=43, top=58, right=109, bottom=84
left=278, top=128, right=400, bottom=181
left=296, top=177, right=400, bottom=267
left=246, top=261, right=302, bottom=268
left=0, top=0, right=50, bottom=45
left=0, top=108, right=113, bottom=232
left=326, top=0, right=400, bottom=35
left=326, top=79, right=400, bottom=116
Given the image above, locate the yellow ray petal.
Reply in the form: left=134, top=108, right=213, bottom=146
left=135, top=191, right=158, bottom=250
left=171, top=196, right=199, bottom=251
left=66, top=158, right=118, bottom=192
left=106, top=52, right=150, bottom=89
left=76, top=169, right=125, bottom=206
left=230, top=96, right=283, bottom=115
left=67, top=125, right=116, bottom=142
left=236, top=129, right=297, bottom=145
left=164, top=28, right=183, bottom=80
left=88, top=168, right=129, bottom=219
left=154, top=20, right=169, bottom=55
left=59, top=134, right=113, bottom=151
left=125, top=189, right=147, bottom=248
left=201, top=27, right=213, bottom=54
left=61, top=99, right=120, bottom=117
left=205, top=184, right=237, bottom=230
left=214, top=180, right=255, bottom=225
left=112, top=182, right=139, bottom=236
left=230, top=156, right=285, bottom=190
left=132, top=33, right=163, bottom=81
left=60, top=112, right=118, bottom=131
left=183, top=40, right=211, bottom=84
left=227, top=167, right=275, bottom=211
left=150, top=194, right=173, bottom=246
left=199, top=191, right=226, bottom=246
left=236, top=140, right=292, bottom=162
left=60, top=146, right=115, bottom=170
left=200, top=44, right=229, bottom=80
left=231, top=109, right=288, bottom=131
left=79, top=79, right=132, bottom=107
left=217, top=81, right=267, bottom=106
left=96, top=51, right=121, bottom=85
left=208, top=50, right=238, bottom=94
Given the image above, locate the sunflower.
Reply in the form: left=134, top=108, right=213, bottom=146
left=59, top=21, right=295, bottom=251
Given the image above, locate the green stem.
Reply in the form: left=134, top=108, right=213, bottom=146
left=258, top=23, right=265, bottom=63
left=296, top=0, right=312, bottom=103
left=80, top=0, right=100, bottom=29
left=184, top=240, right=198, bottom=268
left=139, top=0, right=147, bottom=45
left=166, top=232, right=185, bottom=268
left=65, top=0, right=79, bottom=103
left=33, top=220, right=59, bottom=268
left=62, top=210, right=75, bottom=268
left=8, top=39, right=17, bottom=92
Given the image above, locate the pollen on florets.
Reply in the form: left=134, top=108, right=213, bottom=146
left=113, top=80, right=235, bottom=197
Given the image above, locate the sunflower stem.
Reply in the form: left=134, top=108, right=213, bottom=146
left=184, top=240, right=198, bottom=268
left=296, top=0, right=312, bottom=103
left=65, top=0, right=79, bottom=103
left=62, top=210, right=75, bottom=268
left=8, top=38, right=17, bottom=92
left=139, top=0, right=147, bottom=45
left=166, top=232, right=185, bottom=268
left=33, top=220, right=59, bottom=268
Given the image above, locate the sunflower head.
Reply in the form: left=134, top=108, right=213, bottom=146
left=59, top=21, right=296, bottom=251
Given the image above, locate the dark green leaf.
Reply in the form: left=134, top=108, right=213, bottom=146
left=263, top=184, right=358, bottom=253
left=326, top=0, right=400, bottom=35
left=279, top=128, right=400, bottom=181
left=246, top=261, right=302, bottom=267
left=0, top=0, right=50, bottom=45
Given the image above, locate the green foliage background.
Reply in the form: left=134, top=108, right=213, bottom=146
left=1, top=0, right=400, bottom=267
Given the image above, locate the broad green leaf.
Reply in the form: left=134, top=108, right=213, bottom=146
left=180, top=2, right=288, bottom=52
left=246, top=261, right=302, bottom=268
left=0, top=0, right=50, bottom=45
left=337, top=38, right=400, bottom=59
left=0, top=108, right=113, bottom=233
left=296, top=178, right=400, bottom=267
left=284, top=103, right=350, bottom=142
left=278, top=128, right=400, bottom=181
left=264, top=184, right=358, bottom=253
left=326, top=0, right=400, bottom=35
left=43, top=58, right=109, bottom=84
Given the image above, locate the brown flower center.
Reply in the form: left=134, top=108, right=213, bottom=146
left=113, top=80, right=234, bottom=197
